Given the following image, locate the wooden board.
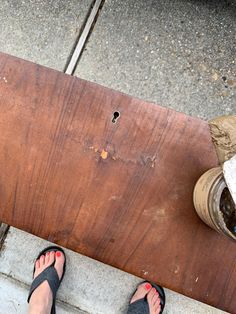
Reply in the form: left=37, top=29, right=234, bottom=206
left=0, top=52, right=235, bottom=313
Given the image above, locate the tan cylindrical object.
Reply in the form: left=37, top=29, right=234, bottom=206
left=193, top=167, right=236, bottom=241
left=193, top=167, right=222, bottom=231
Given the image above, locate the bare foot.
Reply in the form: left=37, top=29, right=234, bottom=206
left=28, top=250, right=65, bottom=314
left=130, top=282, right=161, bottom=314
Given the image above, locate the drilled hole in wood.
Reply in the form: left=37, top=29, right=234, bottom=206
left=112, top=111, right=120, bottom=123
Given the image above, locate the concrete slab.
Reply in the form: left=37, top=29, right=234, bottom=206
left=0, top=0, right=94, bottom=70
left=76, top=0, right=236, bottom=119
left=0, top=228, right=226, bottom=314
left=0, top=273, right=86, bottom=314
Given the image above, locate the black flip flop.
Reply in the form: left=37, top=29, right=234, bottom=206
left=127, top=281, right=166, bottom=314
left=27, top=245, right=66, bottom=314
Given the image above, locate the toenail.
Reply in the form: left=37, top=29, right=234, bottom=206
left=145, top=283, right=151, bottom=290
left=56, top=251, right=61, bottom=257
left=46, top=252, right=50, bottom=256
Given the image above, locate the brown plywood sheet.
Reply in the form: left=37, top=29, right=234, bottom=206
left=0, top=52, right=234, bottom=312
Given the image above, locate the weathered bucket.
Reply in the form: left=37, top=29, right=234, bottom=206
left=193, top=166, right=236, bottom=241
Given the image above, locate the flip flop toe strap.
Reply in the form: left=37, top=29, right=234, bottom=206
left=27, top=265, right=60, bottom=303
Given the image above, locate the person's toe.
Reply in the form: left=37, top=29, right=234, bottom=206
left=40, top=254, right=45, bottom=266
left=34, top=255, right=45, bottom=278
left=45, top=251, right=50, bottom=264
left=147, top=287, right=156, bottom=302
left=130, top=282, right=152, bottom=304
left=35, top=259, right=40, bottom=269
left=147, top=288, right=162, bottom=313
left=54, top=251, right=65, bottom=280
left=48, top=250, right=55, bottom=265
left=153, top=292, right=160, bottom=306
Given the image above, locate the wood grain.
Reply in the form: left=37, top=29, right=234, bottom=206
left=0, top=52, right=234, bottom=312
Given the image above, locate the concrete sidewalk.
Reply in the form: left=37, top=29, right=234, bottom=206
left=0, top=0, right=235, bottom=313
